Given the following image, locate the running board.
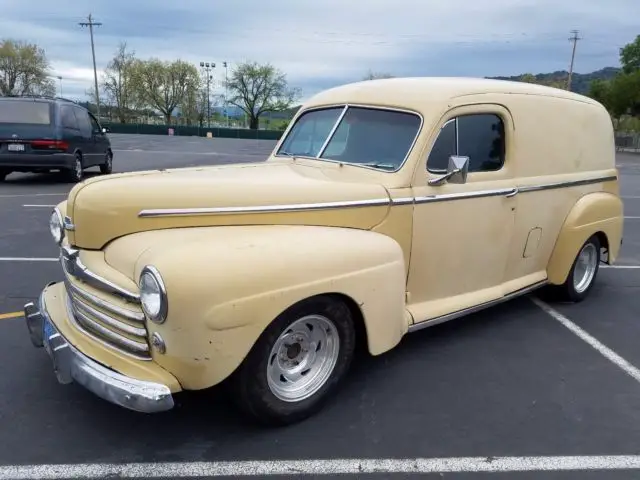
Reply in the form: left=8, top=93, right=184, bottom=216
left=407, top=280, right=548, bottom=333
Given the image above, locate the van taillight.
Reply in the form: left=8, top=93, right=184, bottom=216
left=30, top=139, right=69, bottom=151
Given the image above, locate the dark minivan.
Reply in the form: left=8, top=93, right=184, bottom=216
left=0, top=95, right=113, bottom=183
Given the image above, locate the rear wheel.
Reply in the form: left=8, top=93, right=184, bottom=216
left=551, top=235, right=601, bottom=302
left=100, top=150, right=113, bottom=174
left=63, top=153, right=84, bottom=183
left=231, top=295, right=357, bottom=426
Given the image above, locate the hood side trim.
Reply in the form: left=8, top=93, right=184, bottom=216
left=138, top=197, right=401, bottom=218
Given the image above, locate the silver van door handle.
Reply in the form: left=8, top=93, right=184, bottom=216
left=505, top=188, right=519, bottom=198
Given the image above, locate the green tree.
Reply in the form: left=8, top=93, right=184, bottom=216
left=620, top=34, right=640, bottom=74
left=588, top=79, right=611, bottom=109
left=0, top=39, right=55, bottom=96
left=131, top=58, right=200, bottom=124
left=225, top=61, right=300, bottom=130
left=101, top=42, right=138, bottom=123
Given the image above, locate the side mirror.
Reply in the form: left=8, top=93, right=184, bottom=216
left=102, top=127, right=110, bottom=133
left=428, top=155, right=469, bottom=186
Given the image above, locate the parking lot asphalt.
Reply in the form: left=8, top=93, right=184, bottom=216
left=0, top=137, right=639, bottom=479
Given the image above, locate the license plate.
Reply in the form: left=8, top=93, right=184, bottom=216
left=43, top=317, right=55, bottom=353
left=8, top=143, right=25, bottom=152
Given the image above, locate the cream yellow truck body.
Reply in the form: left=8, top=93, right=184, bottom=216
left=24, top=77, right=623, bottom=425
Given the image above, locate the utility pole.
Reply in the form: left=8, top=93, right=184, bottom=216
left=79, top=14, right=102, bottom=119
left=567, top=29, right=581, bottom=91
left=223, top=61, right=229, bottom=127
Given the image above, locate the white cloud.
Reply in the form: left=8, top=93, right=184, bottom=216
left=0, top=0, right=636, bottom=101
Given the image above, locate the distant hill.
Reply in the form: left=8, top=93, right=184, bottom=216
left=487, top=67, right=621, bottom=95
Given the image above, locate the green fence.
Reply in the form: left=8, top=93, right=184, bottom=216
left=102, top=122, right=284, bottom=141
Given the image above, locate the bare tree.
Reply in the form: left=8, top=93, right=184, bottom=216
left=225, top=61, right=300, bottom=130
left=0, top=39, right=55, bottom=96
left=362, top=70, right=395, bottom=80
left=101, top=42, right=137, bottom=123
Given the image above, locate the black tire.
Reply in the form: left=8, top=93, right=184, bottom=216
left=100, top=150, right=113, bottom=174
left=549, top=234, right=601, bottom=303
left=231, top=295, right=357, bottom=426
left=63, top=152, right=84, bottom=183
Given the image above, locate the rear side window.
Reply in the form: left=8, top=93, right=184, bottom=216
left=60, top=105, right=79, bottom=129
left=0, top=101, right=51, bottom=124
left=73, top=107, right=92, bottom=136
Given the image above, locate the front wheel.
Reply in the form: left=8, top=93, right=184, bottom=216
left=231, top=295, right=357, bottom=426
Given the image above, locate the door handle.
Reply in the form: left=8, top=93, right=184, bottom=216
left=504, top=188, right=519, bottom=198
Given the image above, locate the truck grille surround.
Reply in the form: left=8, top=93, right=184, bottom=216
left=60, top=245, right=151, bottom=361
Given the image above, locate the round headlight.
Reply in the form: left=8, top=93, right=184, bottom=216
left=49, top=208, right=64, bottom=245
left=139, top=265, right=168, bottom=323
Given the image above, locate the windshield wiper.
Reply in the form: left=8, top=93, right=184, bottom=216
left=357, top=162, right=396, bottom=170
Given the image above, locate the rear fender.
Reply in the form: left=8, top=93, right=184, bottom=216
left=128, top=225, right=407, bottom=390
left=547, top=192, right=623, bottom=285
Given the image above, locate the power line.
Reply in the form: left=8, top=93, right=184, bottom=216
left=567, top=29, right=581, bottom=91
left=79, top=13, right=102, bottom=119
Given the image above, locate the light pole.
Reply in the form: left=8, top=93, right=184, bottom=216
left=57, top=76, right=63, bottom=96
left=222, top=61, right=229, bottom=127
left=199, top=61, right=215, bottom=128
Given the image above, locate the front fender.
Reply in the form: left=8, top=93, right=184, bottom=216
left=109, top=225, right=407, bottom=390
left=547, top=191, right=623, bottom=285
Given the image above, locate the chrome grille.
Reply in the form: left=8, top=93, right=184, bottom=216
left=60, top=245, right=151, bottom=361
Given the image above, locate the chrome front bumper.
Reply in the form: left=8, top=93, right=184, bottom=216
left=23, top=289, right=174, bottom=413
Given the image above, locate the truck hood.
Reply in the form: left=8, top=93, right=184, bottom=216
left=66, top=162, right=392, bottom=249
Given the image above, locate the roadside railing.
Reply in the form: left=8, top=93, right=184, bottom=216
left=615, top=132, right=640, bottom=152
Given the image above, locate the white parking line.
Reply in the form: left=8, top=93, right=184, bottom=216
left=0, top=257, right=57, bottom=262
left=23, top=204, right=56, bottom=208
left=625, top=216, right=640, bottom=219
left=602, top=265, right=640, bottom=269
left=1, top=455, right=640, bottom=478
left=0, top=193, right=67, bottom=198
left=531, top=297, right=640, bottom=383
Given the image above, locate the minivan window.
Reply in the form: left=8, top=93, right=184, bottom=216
left=60, top=105, right=79, bottom=130
left=0, top=101, right=51, bottom=124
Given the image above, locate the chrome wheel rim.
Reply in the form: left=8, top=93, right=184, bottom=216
left=74, top=157, right=82, bottom=179
left=105, top=153, right=112, bottom=170
left=266, top=314, right=340, bottom=402
left=573, top=243, right=598, bottom=293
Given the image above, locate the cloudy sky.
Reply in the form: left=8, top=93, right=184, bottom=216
left=1, top=0, right=637, bottom=102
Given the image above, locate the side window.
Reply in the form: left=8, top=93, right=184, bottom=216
left=88, top=112, right=101, bottom=133
left=426, top=119, right=456, bottom=172
left=60, top=106, right=79, bottom=130
left=74, top=107, right=92, bottom=136
left=458, top=114, right=505, bottom=172
left=426, top=113, right=505, bottom=174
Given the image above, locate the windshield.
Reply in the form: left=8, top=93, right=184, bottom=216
left=0, top=100, right=51, bottom=124
left=277, top=105, right=421, bottom=171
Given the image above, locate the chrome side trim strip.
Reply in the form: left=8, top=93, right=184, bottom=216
left=414, top=187, right=515, bottom=204
left=136, top=174, right=617, bottom=218
left=517, top=175, right=618, bottom=193
left=138, top=198, right=391, bottom=218
left=62, top=246, right=140, bottom=303
left=408, top=280, right=548, bottom=333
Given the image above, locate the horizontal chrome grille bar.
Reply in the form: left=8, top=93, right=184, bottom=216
left=61, top=245, right=140, bottom=303
left=66, top=295, right=150, bottom=360
left=64, top=268, right=145, bottom=323
left=71, top=296, right=147, bottom=337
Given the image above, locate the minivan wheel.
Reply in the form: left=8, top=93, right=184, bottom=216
left=553, top=235, right=601, bottom=303
left=100, top=150, right=113, bottom=174
left=63, top=153, right=84, bottom=183
left=231, top=295, right=356, bottom=426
